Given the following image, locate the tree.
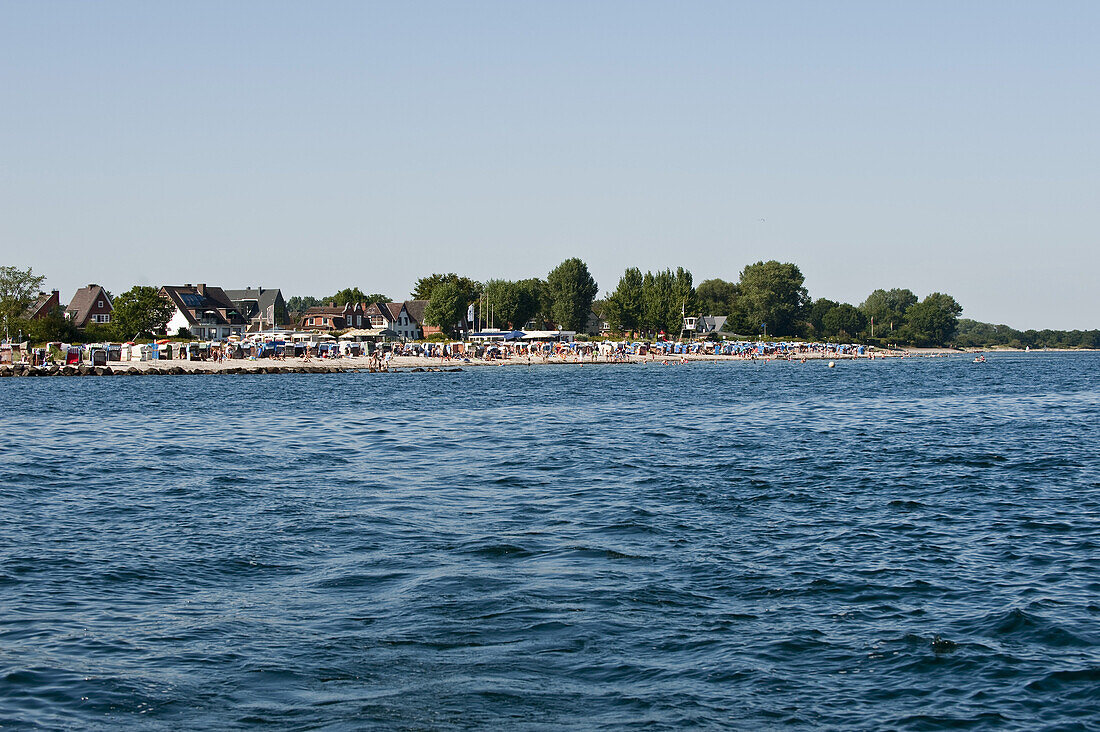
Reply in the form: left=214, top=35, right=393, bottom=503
left=695, top=278, right=738, bottom=317
left=424, top=281, right=469, bottom=338
left=515, top=279, right=547, bottom=329
left=0, top=266, right=46, bottom=338
left=821, top=303, right=866, bottom=339
left=860, top=288, right=917, bottom=334
left=638, top=268, right=694, bottom=335
left=111, top=286, right=176, bottom=339
left=604, top=267, right=644, bottom=333
left=905, top=292, right=962, bottom=346
left=411, top=273, right=480, bottom=302
left=732, top=261, right=809, bottom=337
left=286, top=295, right=321, bottom=319
left=481, top=279, right=541, bottom=329
left=27, top=307, right=78, bottom=344
left=329, top=288, right=390, bottom=306
left=546, top=258, right=598, bottom=332
left=808, top=298, right=839, bottom=336
left=671, top=267, right=695, bottom=325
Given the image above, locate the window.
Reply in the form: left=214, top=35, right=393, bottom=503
left=93, top=314, right=110, bottom=324
left=97, top=300, right=104, bottom=307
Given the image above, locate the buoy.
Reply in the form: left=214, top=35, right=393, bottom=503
left=828, top=361, right=835, bottom=368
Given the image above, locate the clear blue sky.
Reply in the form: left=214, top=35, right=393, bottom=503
left=2, top=1, right=1097, bottom=329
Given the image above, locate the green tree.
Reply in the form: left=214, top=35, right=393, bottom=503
left=695, top=278, right=738, bottom=317
left=808, top=298, right=839, bottom=335
left=604, top=267, right=644, bottom=333
left=286, top=296, right=321, bottom=320
left=732, top=261, right=809, bottom=337
left=860, top=288, right=917, bottom=334
left=671, top=267, right=695, bottom=324
left=515, top=279, right=547, bottom=329
left=481, top=279, right=541, bottom=329
left=27, top=307, right=78, bottom=344
left=111, top=286, right=177, bottom=339
left=0, top=265, right=46, bottom=338
left=904, top=292, right=963, bottom=346
left=411, top=273, right=480, bottom=302
left=821, top=303, right=866, bottom=339
left=423, top=281, right=470, bottom=338
left=546, top=258, right=598, bottom=332
left=639, top=267, right=694, bottom=336
left=329, top=288, right=390, bottom=306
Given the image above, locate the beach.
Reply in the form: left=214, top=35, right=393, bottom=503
left=0, top=345, right=967, bottom=378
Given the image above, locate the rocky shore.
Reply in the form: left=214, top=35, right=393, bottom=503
left=0, top=360, right=465, bottom=378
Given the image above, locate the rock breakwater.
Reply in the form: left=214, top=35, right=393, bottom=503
left=0, top=364, right=464, bottom=378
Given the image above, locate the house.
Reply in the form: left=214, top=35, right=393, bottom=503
left=300, top=306, right=348, bottom=331
left=224, top=287, right=287, bottom=332
left=66, top=285, right=113, bottom=328
left=161, top=284, right=248, bottom=340
left=299, top=302, right=365, bottom=331
left=698, top=316, right=728, bottom=334
left=24, top=290, right=61, bottom=320
left=364, top=302, right=391, bottom=330
left=362, top=301, right=426, bottom=340
left=585, top=310, right=605, bottom=336
left=403, top=299, right=435, bottom=338
left=385, top=302, right=422, bottom=341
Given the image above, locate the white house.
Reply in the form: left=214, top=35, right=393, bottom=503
left=161, top=284, right=248, bottom=340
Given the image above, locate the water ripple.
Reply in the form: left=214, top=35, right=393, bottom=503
left=1, top=354, right=1098, bottom=729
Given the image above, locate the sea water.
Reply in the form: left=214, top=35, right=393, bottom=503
left=1, top=353, right=1098, bottom=730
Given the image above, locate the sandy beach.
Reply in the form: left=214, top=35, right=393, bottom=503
left=102, top=347, right=944, bottom=374
left=7, top=346, right=1043, bottom=378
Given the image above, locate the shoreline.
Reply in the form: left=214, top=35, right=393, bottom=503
left=0, top=348, right=974, bottom=378
left=2, top=346, right=1094, bottom=378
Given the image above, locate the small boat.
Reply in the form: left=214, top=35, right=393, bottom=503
left=973, top=354, right=986, bottom=363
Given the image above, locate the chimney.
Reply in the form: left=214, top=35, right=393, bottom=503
left=196, top=283, right=206, bottom=296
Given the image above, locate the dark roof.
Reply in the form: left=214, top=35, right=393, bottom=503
left=161, top=285, right=247, bottom=326
left=364, top=302, right=388, bottom=318
left=24, top=291, right=58, bottom=319
left=65, top=285, right=111, bottom=326
left=404, top=300, right=428, bottom=325
left=384, top=302, right=404, bottom=321
left=224, top=288, right=283, bottom=320
left=303, top=306, right=349, bottom=316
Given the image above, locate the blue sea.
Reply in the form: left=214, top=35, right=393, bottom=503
left=1, top=353, right=1098, bottom=730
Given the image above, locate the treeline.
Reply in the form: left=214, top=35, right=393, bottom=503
left=954, top=320, right=1100, bottom=349
left=397, top=259, right=971, bottom=346
left=603, top=262, right=965, bottom=347
left=286, top=288, right=390, bottom=320
left=411, top=260, right=598, bottom=337
left=261, top=261, right=601, bottom=339
left=6, top=261, right=1096, bottom=349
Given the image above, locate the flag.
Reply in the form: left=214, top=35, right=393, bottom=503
left=467, top=303, right=475, bottom=323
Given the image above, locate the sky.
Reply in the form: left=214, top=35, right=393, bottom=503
left=1, top=1, right=1097, bottom=329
